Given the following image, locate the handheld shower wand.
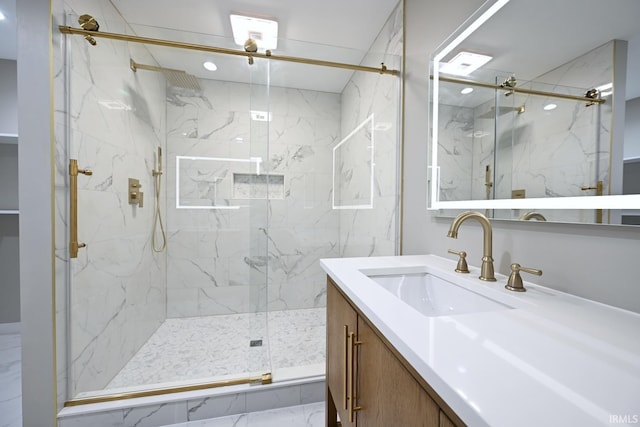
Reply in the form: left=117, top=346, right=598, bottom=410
left=152, top=147, right=166, bottom=252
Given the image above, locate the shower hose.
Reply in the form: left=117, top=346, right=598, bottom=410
left=152, top=169, right=167, bottom=252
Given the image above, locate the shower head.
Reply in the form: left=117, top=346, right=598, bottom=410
left=78, top=14, right=99, bottom=45
left=477, top=105, right=526, bottom=119
left=130, top=59, right=202, bottom=92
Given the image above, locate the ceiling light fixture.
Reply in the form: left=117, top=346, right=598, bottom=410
left=543, top=103, right=557, bottom=111
left=230, top=14, right=278, bottom=50
left=460, top=87, right=474, bottom=94
left=440, top=51, right=493, bottom=76
left=0, top=10, right=6, bottom=20
left=203, top=61, right=218, bottom=71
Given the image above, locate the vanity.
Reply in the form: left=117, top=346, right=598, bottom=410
left=321, top=254, right=640, bottom=426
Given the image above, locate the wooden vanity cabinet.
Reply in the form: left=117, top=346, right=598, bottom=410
left=326, top=278, right=464, bottom=427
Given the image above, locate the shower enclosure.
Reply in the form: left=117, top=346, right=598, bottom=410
left=53, top=1, right=402, bottom=406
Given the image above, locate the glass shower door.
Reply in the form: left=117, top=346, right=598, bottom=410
left=59, top=18, right=271, bottom=401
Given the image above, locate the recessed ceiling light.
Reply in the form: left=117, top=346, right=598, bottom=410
left=460, top=87, right=474, bottom=95
left=0, top=10, right=6, bottom=20
left=203, top=61, right=218, bottom=71
left=440, top=52, right=493, bottom=76
left=543, top=103, right=557, bottom=111
left=230, top=14, right=278, bottom=50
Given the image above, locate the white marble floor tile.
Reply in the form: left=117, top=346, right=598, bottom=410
left=106, top=308, right=326, bottom=392
left=161, top=402, right=325, bottom=427
left=0, top=333, right=22, bottom=427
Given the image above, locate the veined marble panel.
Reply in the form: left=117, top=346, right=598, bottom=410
left=166, top=80, right=341, bottom=316
left=338, top=3, right=402, bottom=258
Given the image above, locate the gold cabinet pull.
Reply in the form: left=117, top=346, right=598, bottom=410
left=343, top=325, right=349, bottom=410
left=348, top=332, right=363, bottom=422
left=69, top=159, right=92, bottom=258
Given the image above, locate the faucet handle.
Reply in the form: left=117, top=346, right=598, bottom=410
left=505, top=263, right=542, bottom=292
left=447, top=249, right=470, bottom=274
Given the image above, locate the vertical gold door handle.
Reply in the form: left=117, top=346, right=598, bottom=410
left=348, top=332, right=363, bottom=423
left=69, top=159, right=92, bottom=258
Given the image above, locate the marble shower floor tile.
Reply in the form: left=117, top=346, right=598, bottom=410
left=0, top=333, right=22, bottom=427
left=161, top=402, right=325, bottom=427
left=107, top=308, right=326, bottom=391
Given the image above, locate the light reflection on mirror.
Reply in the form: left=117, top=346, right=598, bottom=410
left=428, top=0, right=640, bottom=225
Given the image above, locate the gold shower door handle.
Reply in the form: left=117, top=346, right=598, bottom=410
left=69, top=159, right=92, bottom=258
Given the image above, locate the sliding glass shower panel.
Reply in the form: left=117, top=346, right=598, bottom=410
left=61, top=18, right=271, bottom=399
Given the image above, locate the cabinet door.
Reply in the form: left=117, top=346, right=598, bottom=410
left=327, top=279, right=358, bottom=427
left=439, top=410, right=458, bottom=427
left=356, top=318, right=440, bottom=427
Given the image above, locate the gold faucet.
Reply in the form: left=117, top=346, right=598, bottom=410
left=447, top=211, right=496, bottom=281
left=519, top=211, right=546, bottom=221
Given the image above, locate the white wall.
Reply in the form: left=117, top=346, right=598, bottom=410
left=404, top=0, right=640, bottom=314
left=17, top=0, right=56, bottom=424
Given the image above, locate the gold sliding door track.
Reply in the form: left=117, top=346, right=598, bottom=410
left=64, top=373, right=272, bottom=407
left=433, top=75, right=606, bottom=105
left=58, top=24, right=399, bottom=76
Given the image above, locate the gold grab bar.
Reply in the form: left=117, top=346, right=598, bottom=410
left=69, top=159, right=92, bottom=258
left=348, top=331, right=363, bottom=422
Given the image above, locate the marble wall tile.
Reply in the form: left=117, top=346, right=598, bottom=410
left=58, top=411, right=124, bottom=427
left=300, top=381, right=326, bottom=404
left=187, top=393, right=247, bottom=421
left=166, top=80, right=341, bottom=316
left=245, top=386, right=302, bottom=413
left=123, top=402, right=188, bottom=427
left=338, top=3, right=402, bottom=258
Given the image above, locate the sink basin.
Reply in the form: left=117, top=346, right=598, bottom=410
left=366, top=272, right=513, bottom=317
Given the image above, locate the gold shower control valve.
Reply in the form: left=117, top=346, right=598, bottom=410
left=129, top=178, right=144, bottom=207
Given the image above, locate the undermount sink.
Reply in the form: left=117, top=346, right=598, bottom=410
left=366, top=272, right=513, bottom=317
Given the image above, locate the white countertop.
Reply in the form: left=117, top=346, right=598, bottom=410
left=320, top=254, right=640, bottom=427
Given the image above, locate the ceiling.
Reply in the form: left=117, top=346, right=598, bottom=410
left=106, top=0, right=400, bottom=93
left=1, top=0, right=639, bottom=97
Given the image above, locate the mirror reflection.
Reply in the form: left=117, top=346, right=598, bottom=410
left=429, top=0, right=640, bottom=225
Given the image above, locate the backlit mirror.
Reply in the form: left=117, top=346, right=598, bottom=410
left=428, top=0, right=640, bottom=225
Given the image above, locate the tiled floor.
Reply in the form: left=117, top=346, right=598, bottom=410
left=161, top=402, right=325, bottom=427
left=106, top=308, right=326, bottom=392
left=0, top=332, right=22, bottom=427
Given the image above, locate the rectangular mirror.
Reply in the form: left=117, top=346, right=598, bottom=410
left=428, top=0, right=640, bottom=225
